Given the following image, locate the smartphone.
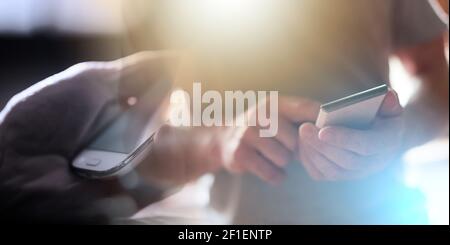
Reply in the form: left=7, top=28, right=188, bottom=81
left=316, top=84, right=388, bottom=129
left=72, top=82, right=169, bottom=178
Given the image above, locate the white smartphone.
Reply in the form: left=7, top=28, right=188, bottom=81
left=316, top=84, right=388, bottom=129
left=72, top=82, right=168, bottom=178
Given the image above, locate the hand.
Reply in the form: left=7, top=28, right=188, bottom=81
left=0, top=51, right=177, bottom=155
left=220, top=97, right=320, bottom=185
left=135, top=125, right=224, bottom=188
left=298, top=90, right=404, bottom=181
left=0, top=51, right=177, bottom=222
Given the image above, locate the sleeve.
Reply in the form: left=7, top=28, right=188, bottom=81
left=391, top=0, right=447, bottom=51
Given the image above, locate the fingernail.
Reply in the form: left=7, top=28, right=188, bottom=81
left=300, top=124, right=316, bottom=139
left=385, top=91, right=395, bottom=107
left=392, top=99, right=402, bottom=111
left=386, top=91, right=401, bottom=111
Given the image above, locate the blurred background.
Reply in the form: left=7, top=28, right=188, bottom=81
left=0, top=0, right=448, bottom=224
left=0, top=0, right=126, bottom=109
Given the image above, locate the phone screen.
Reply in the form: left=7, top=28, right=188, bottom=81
left=88, top=109, right=149, bottom=154
left=87, top=81, right=169, bottom=154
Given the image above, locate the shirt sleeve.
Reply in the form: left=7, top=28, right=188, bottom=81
left=391, top=0, right=447, bottom=51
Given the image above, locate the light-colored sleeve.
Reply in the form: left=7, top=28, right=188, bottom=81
left=391, top=0, right=447, bottom=51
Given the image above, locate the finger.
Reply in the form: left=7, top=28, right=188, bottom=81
left=318, top=126, right=374, bottom=155
left=338, top=154, right=390, bottom=181
left=378, top=89, right=403, bottom=118
left=241, top=146, right=286, bottom=185
left=244, top=127, right=291, bottom=167
left=299, top=123, right=364, bottom=171
left=303, top=144, right=348, bottom=181
left=274, top=116, right=298, bottom=152
left=279, top=97, right=321, bottom=124
left=364, top=154, right=391, bottom=174
left=115, top=51, right=178, bottom=99
left=298, top=137, right=324, bottom=180
left=318, top=118, right=401, bottom=156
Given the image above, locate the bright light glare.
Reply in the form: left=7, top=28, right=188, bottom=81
left=403, top=139, right=449, bottom=225
left=159, top=0, right=286, bottom=53
left=197, top=0, right=264, bottom=27
left=389, top=57, right=420, bottom=107
left=200, top=0, right=254, bottom=18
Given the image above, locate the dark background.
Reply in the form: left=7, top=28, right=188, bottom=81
left=0, top=33, right=126, bottom=109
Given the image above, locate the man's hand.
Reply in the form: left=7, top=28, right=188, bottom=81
left=298, top=90, right=404, bottom=181
left=0, top=51, right=177, bottom=222
left=220, top=97, right=320, bottom=185
left=0, top=51, right=177, bottom=155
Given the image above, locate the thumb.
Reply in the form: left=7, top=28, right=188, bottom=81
left=116, top=51, right=179, bottom=100
left=378, top=89, right=403, bottom=118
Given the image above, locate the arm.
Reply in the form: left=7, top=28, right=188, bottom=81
left=395, top=34, right=449, bottom=149
left=136, top=96, right=320, bottom=187
left=0, top=52, right=176, bottom=223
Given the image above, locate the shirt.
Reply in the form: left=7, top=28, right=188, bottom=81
left=203, top=0, right=447, bottom=224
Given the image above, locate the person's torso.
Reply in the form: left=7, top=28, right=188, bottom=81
left=174, top=0, right=425, bottom=224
